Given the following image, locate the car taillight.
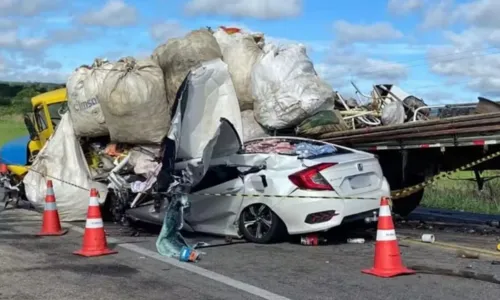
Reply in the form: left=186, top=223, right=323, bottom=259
left=288, top=163, right=336, bottom=191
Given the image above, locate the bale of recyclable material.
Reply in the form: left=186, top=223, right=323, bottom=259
left=152, top=29, right=222, bottom=109
left=98, top=57, right=169, bottom=144
left=213, top=28, right=264, bottom=110
left=67, top=59, right=113, bottom=137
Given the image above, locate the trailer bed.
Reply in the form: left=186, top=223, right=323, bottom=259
left=317, top=112, right=500, bottom=151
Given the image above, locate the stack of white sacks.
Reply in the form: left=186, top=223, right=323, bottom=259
left=66, top=26, right=336, bottom=144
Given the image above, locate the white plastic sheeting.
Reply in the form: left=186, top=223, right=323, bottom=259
left=23, top=113, right=108, bottom=221
left=251, top=44, right=335, bottom=130
left=174, top=58, right=243, bottom=161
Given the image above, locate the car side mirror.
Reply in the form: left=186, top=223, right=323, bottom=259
left=23, top=113, right=38, bottom=141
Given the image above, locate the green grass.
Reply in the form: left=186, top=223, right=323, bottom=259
left=422, top=171, right=500, bottom=214
left=0, top=114, right=27, bottom=147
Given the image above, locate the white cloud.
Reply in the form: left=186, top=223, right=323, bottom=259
left=333, top=20, right=403, bottom=44
left=388, top=0, right=423, bottom=16
left=42, top=60, right=62, bottom=70
left=0, top=30, right=49, bottom=50
left=0, top=18, right=16, bottom=30
left=150, top=21, right=187, bottom=43
left=318, top=48, right=408, bottom=89
left=0, top=30, right=17, bottom=47
left=427, top=44, right=500, bottom=96
left=79, top=0, right=137, bottom=27
left=0, top=0, right=61, bottom=17
left=184, top=0, right=302, bottom=20
left=420, top=0, right=454, bottom=30
left=49, top=27, right=92, bottom=43
left=454, top=0, right=500, bottom=28
left=1, top=68, right=69, bottom=83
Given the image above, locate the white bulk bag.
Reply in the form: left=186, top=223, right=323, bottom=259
left=98, top=57, right=169, bottom=144
left=66, top=59, right=113, bottom=137
left=152, top=29, right=222, bottom=108
left=23, top=113, right=108, bottom=221
left=251, top=44, right=335, bottom=130
left=240, top=110, right=269, bottom=141
left=213, top=29, right=263, bottom=111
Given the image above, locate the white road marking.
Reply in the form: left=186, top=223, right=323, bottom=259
left=68, top=224, right=293, bottom=300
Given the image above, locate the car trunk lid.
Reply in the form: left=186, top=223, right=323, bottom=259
left=307, top=153, right=383, bottom=197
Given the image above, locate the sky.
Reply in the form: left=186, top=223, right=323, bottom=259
left=1, top=0, right=500, bottom=105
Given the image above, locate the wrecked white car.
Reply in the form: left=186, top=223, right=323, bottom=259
left=125, top=58, right=391, bottom=244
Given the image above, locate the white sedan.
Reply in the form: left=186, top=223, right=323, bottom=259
left=177, top=136, right=390, bottom=244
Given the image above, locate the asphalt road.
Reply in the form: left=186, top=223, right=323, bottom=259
left=1, top=187, right=500, bottom=300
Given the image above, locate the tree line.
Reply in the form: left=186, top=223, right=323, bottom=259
left=0, top=82, right=65, bottom=115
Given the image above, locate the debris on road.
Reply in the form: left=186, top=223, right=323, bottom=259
left=347, top=238, right=365, bottom=244
left=457, top=249, right=480, bottom=259
left=421, top=233, right=435, bottom=243
left=300, top=234, right=327, bottom=246
left=409, top=264, right=500, bottom=285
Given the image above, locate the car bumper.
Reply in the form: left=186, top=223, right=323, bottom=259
left=270, top=178, right=391, bottom=235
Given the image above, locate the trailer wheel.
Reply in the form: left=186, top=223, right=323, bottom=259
left=391, top=188, right=424, bottom=216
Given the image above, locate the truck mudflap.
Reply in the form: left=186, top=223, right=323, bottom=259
left=391, top=150, right=500, bottom=199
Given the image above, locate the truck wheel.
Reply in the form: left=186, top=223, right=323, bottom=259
left=391, top=188, right=424, bottom=217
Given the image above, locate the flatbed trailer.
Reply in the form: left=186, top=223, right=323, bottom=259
left=317, top=111, right=500, bottom=216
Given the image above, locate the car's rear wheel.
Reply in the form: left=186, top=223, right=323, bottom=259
left=238, top=203, right=286, bottom=244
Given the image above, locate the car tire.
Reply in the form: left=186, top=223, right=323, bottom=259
left=391, top=188, right=424, bottom=217
left=238, top=203, right=286, bottom=244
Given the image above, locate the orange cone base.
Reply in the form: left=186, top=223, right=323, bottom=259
left=362, top=267, right=416, bottom=278
left=73, top=247, right=118, bottom=257
left=36, top=228, right=68, bottom=236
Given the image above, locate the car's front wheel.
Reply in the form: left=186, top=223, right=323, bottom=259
left=238, top=203, right=286, bottom=244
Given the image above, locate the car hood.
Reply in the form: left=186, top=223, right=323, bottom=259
left=0, top=135, right=30, bottom=166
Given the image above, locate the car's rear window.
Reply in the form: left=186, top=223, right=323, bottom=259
left=243, top=138, right=351, bottom=159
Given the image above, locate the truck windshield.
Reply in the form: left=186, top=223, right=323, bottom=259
left=47, top=102, right=68, bottom=127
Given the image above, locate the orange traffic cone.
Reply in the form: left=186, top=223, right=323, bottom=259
left=37, top=180, right=68, bottom=236
left=0, top=163, right=8, bottom=174
left=74, top=188, right=117, bottom=257
left=362, top=197, right=415, bottom=278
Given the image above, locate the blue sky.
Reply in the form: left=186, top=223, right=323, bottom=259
left=1, top=0, right=500, bottom=105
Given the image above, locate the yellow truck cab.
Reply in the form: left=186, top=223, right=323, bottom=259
left=0, top=88, right=68, bottom=178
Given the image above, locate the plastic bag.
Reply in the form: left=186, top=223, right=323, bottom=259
left=252, top=44, right=335, bottom=130
left=381, top=101, right=405, bottom=125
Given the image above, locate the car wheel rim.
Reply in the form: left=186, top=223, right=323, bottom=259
left=242, top=204, right=273, bottom=239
